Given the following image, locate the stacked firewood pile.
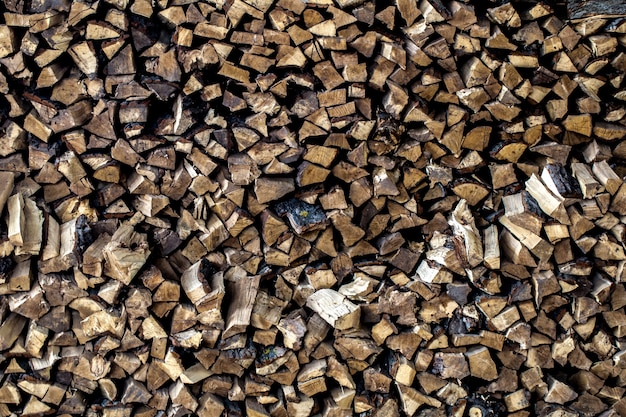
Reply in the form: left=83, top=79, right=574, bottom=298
left=2, top=0, right=626, bottom=415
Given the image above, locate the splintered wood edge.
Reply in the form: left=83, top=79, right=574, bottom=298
left=306, top=289, right=360, bottom=330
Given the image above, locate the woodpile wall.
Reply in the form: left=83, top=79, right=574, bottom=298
left=0, top=0, right=626, bottom=416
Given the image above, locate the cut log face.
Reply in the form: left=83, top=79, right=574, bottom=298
left=0, top=0, right=626, bottom=416
left=103, top=223, right=151, bottom=285
left=306, top=289, right=360, bottom=330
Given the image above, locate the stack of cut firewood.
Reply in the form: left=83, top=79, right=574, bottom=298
left=2, top=0, right=626, bottom=415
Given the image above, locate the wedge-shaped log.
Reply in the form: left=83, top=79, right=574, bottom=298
left=306, top=289, right=360, bottom=330
left=181, top=260, right=225, bottom=313
left=103, top=222, right=150, bottom=285
left=525, top=174, right=570, bottom=224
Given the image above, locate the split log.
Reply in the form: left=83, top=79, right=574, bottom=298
left=103, top=221, right=150, bottom=285
left=0, top=1, right=623, bottom=416
left=306, top=289, right=360, bottom=330
left=223, top=274, right=261, bottom=339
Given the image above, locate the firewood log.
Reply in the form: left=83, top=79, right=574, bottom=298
left=1, top=0, right=626, bottom=415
